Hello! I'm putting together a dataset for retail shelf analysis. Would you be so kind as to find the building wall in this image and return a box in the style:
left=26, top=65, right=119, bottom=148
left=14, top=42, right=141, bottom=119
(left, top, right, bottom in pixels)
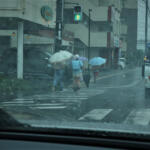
left=137, top=0, right=150, bottom=52
left=0, top=30, right=54, bottom=48
left=121, top=24, right=128, bottom=34
left=137, top=0, right=146, bottom=51
left=90, top=49, right=99, bottom=58
left=124, top=0, right=137, bottom=9
left=121, top=41, right=127, bottom=52
left=65, top=0, right=109, bottom=21
left=122, top=8, right=137, bottom=63
left=65, top=24, right=108, bottom=47
left=0, top=0, right=56, bottom=28
left=120, top=23, right=127, bottom=54
left=64, top=0, right=121, bottom=65
left=91, top=7, right=108, bottom=21
left=98, top=0, right=122, bottom=11
left=90, top=0, right=99, bottom=6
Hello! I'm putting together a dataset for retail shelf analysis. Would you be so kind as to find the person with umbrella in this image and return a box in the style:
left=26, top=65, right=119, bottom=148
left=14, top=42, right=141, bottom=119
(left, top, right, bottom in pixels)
left=72, top=54, right=83, bottom=92
left=52, top=62, right=65, bottom=91
left=89, top=57, right=106, bottom=83
left=79, top=56, right=88, bottom=82
left=91, top=66, right=99, bottom=83
left=50, top=50, right=73, bottom=91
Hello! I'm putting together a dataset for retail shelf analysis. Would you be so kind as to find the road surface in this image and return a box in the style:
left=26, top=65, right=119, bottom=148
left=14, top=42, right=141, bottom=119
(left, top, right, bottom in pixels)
left=1, top=67, right=150, bottom=129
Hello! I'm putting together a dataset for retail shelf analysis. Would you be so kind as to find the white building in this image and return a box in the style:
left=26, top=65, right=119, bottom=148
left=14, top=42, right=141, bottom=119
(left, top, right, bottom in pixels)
left=0, top=0, right=57, bottom=79
left=137, top=0, right=150, bottom=52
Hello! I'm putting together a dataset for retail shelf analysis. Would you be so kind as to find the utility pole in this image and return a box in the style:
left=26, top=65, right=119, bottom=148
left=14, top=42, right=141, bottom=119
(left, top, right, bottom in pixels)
left=145, top=0, right=148, bottom=54
left=55, top=0, right=64, bottom=52
left=142, top=0, right=148, bottom=78
left=88, top=9, right=92, bottom=70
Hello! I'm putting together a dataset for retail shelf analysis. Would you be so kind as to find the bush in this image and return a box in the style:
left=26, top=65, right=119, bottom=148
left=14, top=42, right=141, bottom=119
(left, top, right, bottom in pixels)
left=0, top=75, right=32, bottom=94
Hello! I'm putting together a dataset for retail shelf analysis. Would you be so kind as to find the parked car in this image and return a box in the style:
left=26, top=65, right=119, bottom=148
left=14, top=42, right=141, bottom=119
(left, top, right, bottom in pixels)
left=0, top=47, right=54, bottom=78
left=118, top=58, right=126, bottom=69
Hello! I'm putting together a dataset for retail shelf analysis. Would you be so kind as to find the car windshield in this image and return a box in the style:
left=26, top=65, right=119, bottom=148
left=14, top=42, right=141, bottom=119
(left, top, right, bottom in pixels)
left=1, top=0, right=150, bottom=137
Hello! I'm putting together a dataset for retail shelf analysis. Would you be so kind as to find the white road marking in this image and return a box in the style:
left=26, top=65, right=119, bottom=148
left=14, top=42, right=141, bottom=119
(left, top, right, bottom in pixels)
left=32, top=89, right=104, bottom=100
left=79, top=109, right=112, bottom=121
left=31, top=106, right=67, bottom=109
left=35, top=97, right=87, bottom=100
left=100, top=80, right=141, bottom=89
left=2, top=101, right=33, bottom=104
left=97, top=68, right=136, bottom=81
left=15, top=98, right=33, bottom=101
left=34, top=103, right=64, bottom=106
left=124, top=109, right=150, bottom=126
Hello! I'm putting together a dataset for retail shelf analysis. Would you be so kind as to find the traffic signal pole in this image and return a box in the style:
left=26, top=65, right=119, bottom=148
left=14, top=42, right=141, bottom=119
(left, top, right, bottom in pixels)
left=142, top=0, right=148, bottom=78
left=145, top=0, right=148, bottom=54
left=55, top=0, right=64, bottom=52
left=55, top=1, right=80, bottom=53
left=88, top=9, right=92, bottom=70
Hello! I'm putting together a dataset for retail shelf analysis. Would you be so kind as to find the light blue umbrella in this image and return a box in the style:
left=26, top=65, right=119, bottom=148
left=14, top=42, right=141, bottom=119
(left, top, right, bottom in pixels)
left=89, top=57, right=106, bottom=66
left=79, top=56, right=88, bottom=61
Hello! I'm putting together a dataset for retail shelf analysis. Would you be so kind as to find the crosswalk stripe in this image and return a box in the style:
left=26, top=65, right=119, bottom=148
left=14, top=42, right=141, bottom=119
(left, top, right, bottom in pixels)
left=124, top=109, right=150, bottom=126
left=0, top=88, right=104, bottom=109
left=35, top=96, right=87, bottom=98
left=79, top=109, right=112, bottom=121
left=34, top=103, right=64, bottom=106
left=15, top=98, right=33, bottom=101
left=31, top=106, right=67, bottom=109
left=2, top=101, right=33, bottom=104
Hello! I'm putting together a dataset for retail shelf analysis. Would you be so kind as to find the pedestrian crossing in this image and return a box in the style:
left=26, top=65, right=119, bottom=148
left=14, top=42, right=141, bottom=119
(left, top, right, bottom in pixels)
left=79, top=108, right=150, bottom=126
left=0, top=87, right=104, bottom=110
left=4, top=87, right=150, bottom=126
left=2, top=98, right=150, bottom=126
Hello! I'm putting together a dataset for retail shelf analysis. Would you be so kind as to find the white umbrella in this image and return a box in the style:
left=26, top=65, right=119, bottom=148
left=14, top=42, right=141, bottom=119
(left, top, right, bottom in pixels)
left=60, top=50, right=72, bottom=59
left=50, top=50, right=72, bottom=63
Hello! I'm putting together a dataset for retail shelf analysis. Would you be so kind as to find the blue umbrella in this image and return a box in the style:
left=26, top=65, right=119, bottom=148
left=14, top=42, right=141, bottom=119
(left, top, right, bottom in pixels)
left=89, top=57, right=106, bottom=66
left=79, top=56, right=88, bottom=62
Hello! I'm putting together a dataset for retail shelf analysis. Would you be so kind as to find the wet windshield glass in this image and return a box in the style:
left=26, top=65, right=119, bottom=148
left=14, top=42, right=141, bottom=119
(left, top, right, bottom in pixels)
left=0, top=0, right=150, bottom=135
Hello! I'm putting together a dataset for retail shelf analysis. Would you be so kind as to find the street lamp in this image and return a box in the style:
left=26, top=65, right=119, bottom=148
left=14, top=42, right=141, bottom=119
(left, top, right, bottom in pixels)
left=88, top=9, right=92, bottom=70
left=83, top=9, right=92, bottom=88
left=145, top=0, right=148, bottom=55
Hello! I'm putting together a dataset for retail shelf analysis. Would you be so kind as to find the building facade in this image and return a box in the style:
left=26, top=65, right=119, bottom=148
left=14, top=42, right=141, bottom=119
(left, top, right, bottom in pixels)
left=64, top=0, right=121, bottom=68
left=0, top=0, right=57, bottom=78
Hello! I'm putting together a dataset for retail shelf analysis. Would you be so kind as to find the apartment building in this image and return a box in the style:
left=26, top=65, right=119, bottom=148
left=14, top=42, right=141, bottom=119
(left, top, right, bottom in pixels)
left=120, top=0, right=138, bottom=64
left=137, top=0, right=150, bottom=54
left=64, top=0, right=121, bottom=68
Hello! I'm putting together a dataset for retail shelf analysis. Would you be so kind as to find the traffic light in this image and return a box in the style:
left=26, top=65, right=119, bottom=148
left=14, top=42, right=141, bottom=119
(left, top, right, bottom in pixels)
left=74, top=6, right=82, bottom=21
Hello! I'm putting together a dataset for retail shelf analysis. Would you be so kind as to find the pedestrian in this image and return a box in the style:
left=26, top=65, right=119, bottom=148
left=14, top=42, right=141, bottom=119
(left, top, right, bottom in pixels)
left=91, top=66, right=99, bottom=83
left=52, top=63, right=65, bottom=91
left=72, top=54, right=83, bottom=92
left=83, top=68, right=91, bottom=88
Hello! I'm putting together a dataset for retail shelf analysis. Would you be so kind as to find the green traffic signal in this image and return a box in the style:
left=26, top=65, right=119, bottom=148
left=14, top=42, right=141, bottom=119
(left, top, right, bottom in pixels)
left=74, top=14, right=81, bottom=21
left=74, top=6, right=82, bottom=22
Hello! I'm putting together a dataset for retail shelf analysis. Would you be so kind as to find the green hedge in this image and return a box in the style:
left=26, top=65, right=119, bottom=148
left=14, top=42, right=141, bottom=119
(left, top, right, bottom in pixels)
left=0, top=75, right=32, bottom=93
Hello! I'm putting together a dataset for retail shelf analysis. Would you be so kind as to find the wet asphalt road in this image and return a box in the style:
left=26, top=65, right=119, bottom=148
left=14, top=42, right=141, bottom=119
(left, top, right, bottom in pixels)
left=81, top=67, right=145, bottom=123
left=1, top=67, right=149, bottom=127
